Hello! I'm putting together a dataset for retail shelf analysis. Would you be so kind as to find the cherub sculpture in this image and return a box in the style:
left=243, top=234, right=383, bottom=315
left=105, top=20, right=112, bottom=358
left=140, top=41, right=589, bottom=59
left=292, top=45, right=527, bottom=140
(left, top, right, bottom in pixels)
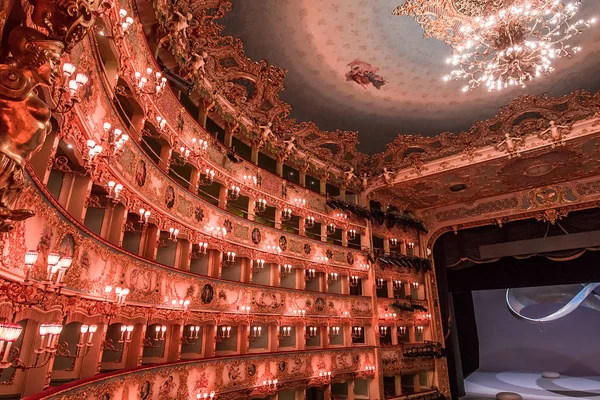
left=0, top=27, right=65, bottom=231
left=256, top=122, right=274, bottom=148
left=538, top=120, right=570, bottom=148
left=168, top=8, right=193, bottom=43
left=282, top=136, right=296, bottom=157
left=380, top=167, right=394, bottom=185
left=495, top=133, right=524, bottom=158
left=186, top=51, right=208, bottom=78
left=360, top=172, right=369, bottom=190
left=344, top=167, right=356, bottom=185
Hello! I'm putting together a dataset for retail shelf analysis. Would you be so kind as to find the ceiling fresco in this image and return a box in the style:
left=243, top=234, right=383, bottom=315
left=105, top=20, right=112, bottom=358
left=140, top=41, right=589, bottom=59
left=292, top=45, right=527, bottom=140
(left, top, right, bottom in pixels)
left=373, top=134, right=600, bottom=211
left=220, top=0, right=600, bottom=153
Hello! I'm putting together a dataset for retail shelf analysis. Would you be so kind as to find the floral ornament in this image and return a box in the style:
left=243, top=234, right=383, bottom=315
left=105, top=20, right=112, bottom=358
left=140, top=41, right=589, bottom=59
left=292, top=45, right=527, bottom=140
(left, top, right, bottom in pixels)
left=194, top=206, right=204, bottom=222
left=326, top=249, right=333, bottom=259
left=251, top=228, right=261, bottom=245
left=347, top=251, right=355, bottom=265
left=304, top=243, right=311, bottom=255
left=223, top=219, right=233, bottom=233
left=279, top=235, right=287, bottom=251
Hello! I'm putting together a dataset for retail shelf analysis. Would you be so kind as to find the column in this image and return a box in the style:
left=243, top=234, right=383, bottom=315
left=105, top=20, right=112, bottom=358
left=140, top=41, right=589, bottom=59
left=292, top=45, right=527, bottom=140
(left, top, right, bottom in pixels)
left=141, top=225, right=159, bottom=261
left=395, top=376, right=403, bottom=396
left=218, top=185, right=228, bottom=209
left=125, top=324, right=146, bottom=369
left=274, top=207, right=282, bottom=229
left=79, top=323, right=105, bottom=378
left=30, top=131, right=59, bottom=184
left=202, top=325, right=214, bottom=358
left=240, top=325, right=249, bottom=355
left=320, top=223, right=327, bottom=242
left=324, top=324, right=330, bottom=349
left=383, top=238, right=390, bottom=255
left=342, top=230, right=348, bottom=247
left=247, top=197, right=255, bottom=221
left=175, top=240, right=191, bottom=271
left=158, top=143, right=172, bottom=171
left=299, top=217, right=306, bottom=236
left=251, top=146, right=259, bottom=164
left=276, top=159, right=284, bottom=177
left=299, top=170, right=306, bottom=187
left=167, top=325, right=182, bottom=362
left=106, top=204, right=128, bottom=246
left=189, top=166, right=200, bottom=193
left=319, top=179, right=327, bottom=195
left=224, top=129, right=233, bottom=148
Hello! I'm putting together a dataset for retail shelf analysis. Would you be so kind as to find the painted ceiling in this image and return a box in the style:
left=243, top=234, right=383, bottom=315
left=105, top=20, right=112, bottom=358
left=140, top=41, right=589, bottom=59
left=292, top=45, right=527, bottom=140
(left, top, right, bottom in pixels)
left=220, top=0, right=600, bottom=154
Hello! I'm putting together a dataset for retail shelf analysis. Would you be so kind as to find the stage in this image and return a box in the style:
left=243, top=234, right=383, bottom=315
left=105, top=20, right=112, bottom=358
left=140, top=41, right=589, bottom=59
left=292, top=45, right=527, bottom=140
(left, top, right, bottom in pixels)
left=462, top=371, right=600, bottom=399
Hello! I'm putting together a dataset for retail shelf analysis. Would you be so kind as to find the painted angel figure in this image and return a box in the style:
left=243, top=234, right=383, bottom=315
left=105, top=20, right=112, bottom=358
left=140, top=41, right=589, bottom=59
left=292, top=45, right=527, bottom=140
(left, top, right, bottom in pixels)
left=380, top=168, right=394, bottom=185
left=344, top=167, right=356, bottom=184
left=345, top=60, right=386, bottom=90
left=538, top=120, right=570, bottom=148
left=257, top=122, right=275, bottom=148
left=495, top=133, right=524, bottom=159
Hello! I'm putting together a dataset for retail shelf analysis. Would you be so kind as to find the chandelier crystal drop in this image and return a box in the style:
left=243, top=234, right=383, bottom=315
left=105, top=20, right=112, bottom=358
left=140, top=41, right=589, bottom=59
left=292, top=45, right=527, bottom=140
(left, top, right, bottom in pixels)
left=442, top=0, right=596, bottom=92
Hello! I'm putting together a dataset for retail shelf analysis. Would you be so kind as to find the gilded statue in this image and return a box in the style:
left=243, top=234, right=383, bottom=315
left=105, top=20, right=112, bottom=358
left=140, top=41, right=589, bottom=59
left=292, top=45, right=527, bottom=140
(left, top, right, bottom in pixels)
left=0, top=27, right=65, bottom=231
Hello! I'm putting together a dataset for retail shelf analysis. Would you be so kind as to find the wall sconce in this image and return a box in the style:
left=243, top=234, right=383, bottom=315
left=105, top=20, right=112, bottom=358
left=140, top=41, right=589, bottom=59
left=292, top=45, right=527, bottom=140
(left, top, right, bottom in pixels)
left=397, top=326, right=407, bottom=336
left=306, top=326, right=318, bottom=338
left=379, top=326, right=388, bottom=336
left=106, top=181, right=123, bottom=202
left=292, top=198, right=306, bottom=207
left=175, top=145, right=192, bottom=165
left=23, top=250, right=39, bottom=282
left=75, top=324, right=98, bottom=356
left=170, top=299, right=191, bottom=310
left=252, top=259, right=265, bottom=272
left=304, top=269, right=316, bottom=280
left=281, top=207, right=292, bottom=221
left=348, top=229, right=357, bottom=240
left=393, top=280, right=403, bottom=289
left=291, top=309, right=306, bottom=318
left=104, top=323, right=134, bottom=354
left=349, top=276, right=359, bottom=287
left=207, top=225, right=227, bottom=238
left=390, top=237, right=398, bottom=247
left=52, top=63, right=88, bottom=113
left=183, top=325, right=201, bottom=344
left=254, top=198, right=267, bottom=213
left=222, top=251, right=236, bottom=268
left=411, top=282, right=419, bottom=290
left=266, top=245, right=281, bottom=254
left=335, top=213, right=347, bottom=220
left=407, top=241, right=415, bottom=250
left=249, top=326, right=262, bottom=341
left=85, top=139, right=103, bottom=165
left=103, top=122, right=129, bottom=154
left=191, top=137, right=208, bottom=153
left=201, top=169, right=215, bottom=186
left=134, top=67, right=167, bottom=95
left=316, top=256, right=328, bottom=264
left=359, top=263, right=369, bottom=271
left=351, top=326, right=363, bottom=339
left=192, top=242, right=209, bottom=259
left=383, top=312, right=397, bottom=320
left=104, top=286, right=129, bottom=305
left=364, top=365, right=376, bottom=373
left=168, top=227, right=179, bottom=242
left=227, top=185, right=240, bottom=201
left=416, top=326, right=424, bottom=334
left=239, top=305, right=251, bottom=315
left=154, top=325, right=167, bottom=341
left=376, top=278, right=385, bottom=289
left=196, top=391, right=215, bottom=399
left=138, top=208, right=151, bottom=225
left=0, top=323, right=22, bottom=368
left=216, top=326, right=231, bottom=342
left=46, top=254, right=72, bottom=287
left=304, top=216, right=315, bottom=228
left=243, top=174, right=257, bottom=186
left=279, top=326, right=291, bottom=338
left=318, top=371, right=332, bottom=380
left=326, top=223, right=336, bottom=235
left=262, top=378, right=278, bottom=390
left=280, top=264, right=292, bottom=277
left=328, top=326, right=340, bottom=338
left=327, top=272, right=338, bottom=283
left=98, top=8, right=133, bottom=39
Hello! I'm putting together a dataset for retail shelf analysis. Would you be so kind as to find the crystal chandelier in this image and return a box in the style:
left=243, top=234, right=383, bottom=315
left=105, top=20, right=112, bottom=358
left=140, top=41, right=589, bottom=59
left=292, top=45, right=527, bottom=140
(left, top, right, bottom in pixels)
left=442, top=1, right=596, bottom=92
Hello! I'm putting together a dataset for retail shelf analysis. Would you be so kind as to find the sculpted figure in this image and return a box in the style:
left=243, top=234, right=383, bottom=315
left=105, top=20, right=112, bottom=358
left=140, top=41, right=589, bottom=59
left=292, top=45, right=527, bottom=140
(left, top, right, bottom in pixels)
left=344, top=167, right=356, bottom=184
left=380, top=167, right=394, bottom=185
left=360, top=172, right=369, bottom=190
left=282, top=135, right=296, bottom=157
left=0, top=27, right=65, bottom=231
left=538, top=120, right=570, bottom=148
left=169, top=9, right=193, bottom=42
left=187, top=51, right=208, bottom=78
left=495, top=133, right=524, bottom=158
left=256, top=122, right=274, bottom=148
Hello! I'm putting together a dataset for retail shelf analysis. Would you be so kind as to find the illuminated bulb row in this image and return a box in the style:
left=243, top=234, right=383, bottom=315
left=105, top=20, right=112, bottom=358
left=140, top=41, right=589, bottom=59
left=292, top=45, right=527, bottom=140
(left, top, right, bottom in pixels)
left=171, top=299, right=191, bottom=310
left=138, top=208, right=151, bottom=224
left=154, top=325, right=167, bottom=340
left=119, top=324, right=134, bottom=342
